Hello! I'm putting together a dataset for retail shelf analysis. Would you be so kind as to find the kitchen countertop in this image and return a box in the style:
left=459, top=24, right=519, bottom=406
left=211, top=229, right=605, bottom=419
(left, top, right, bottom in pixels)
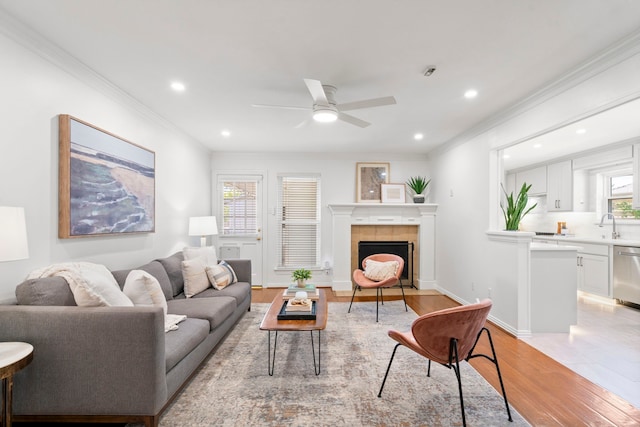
left=532, top=235, right=640, bottom=247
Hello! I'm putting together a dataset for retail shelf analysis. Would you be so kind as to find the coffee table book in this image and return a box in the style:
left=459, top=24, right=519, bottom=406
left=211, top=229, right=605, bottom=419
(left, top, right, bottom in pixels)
left=282, top=289, right=319, bottom=300
left=277, top=300, right=317, bottom=320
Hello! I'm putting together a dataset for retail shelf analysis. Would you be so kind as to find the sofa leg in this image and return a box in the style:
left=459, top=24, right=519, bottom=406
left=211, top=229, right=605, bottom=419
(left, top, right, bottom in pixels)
left=143, top=415, right=159, bottom=427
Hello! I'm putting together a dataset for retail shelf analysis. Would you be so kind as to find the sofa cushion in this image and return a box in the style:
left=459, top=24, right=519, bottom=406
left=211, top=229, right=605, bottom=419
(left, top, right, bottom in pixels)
left=167, top=296, right=236, bottom=331
left=205, top=261, right=237, bottom=290
left=182, top=258, right=211, bottom=298
left=192, top=282, right=251, bottom=306
left=183, top=246, right=217, bottom=265
left=15, top=276, right=77, bottom=306
left=156, top=252, right=185, bottom=297
left=112, top=260, right=174, bottom=301
left=164, top=317, right=210, bottom=373
left=123, top=270, right=168, bottom=316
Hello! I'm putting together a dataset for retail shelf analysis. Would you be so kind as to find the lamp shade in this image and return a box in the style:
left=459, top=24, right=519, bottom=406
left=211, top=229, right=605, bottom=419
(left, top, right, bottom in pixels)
left=188, top=216, right=218, bottom=237
left=0, top=206, right=29, bottom=262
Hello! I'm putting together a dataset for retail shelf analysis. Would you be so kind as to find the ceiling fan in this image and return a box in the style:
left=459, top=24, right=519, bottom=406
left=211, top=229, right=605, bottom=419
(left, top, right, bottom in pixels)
left=252, top=79, right=396, bottom=128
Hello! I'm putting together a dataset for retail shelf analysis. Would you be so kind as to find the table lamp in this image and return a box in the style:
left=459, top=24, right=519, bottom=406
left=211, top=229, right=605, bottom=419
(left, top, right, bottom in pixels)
left=0, top=206, right=29, bottom=262
left=188, top=216, right=218, bottom=247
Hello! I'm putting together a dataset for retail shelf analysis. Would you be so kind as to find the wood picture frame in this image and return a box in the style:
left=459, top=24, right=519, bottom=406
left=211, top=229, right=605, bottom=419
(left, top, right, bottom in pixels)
left=58, top=115, right=155, bottom=238
left=356, top=162, right=390, bottom=203
left=381, top=183, right=406, bottom=203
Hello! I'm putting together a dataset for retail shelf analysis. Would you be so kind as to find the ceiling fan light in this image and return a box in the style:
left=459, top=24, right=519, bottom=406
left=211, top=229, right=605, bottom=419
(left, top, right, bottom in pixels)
left=313, top=108, right=338, bottom=123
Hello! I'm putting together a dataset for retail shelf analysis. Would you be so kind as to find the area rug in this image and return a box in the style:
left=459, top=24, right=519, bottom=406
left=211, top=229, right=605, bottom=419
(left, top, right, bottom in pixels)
left=141, top=302, right=528, bottom=426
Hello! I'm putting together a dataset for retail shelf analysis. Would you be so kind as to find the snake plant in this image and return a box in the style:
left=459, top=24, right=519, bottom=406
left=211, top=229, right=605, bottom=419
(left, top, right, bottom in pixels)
left=406, top=176, right=431, bottom=194
left=501, top=182, right=537, bottom=230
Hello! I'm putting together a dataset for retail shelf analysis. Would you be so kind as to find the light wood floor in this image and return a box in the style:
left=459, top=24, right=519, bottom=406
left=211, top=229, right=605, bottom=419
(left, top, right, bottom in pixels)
left=252, top=288, right=640, bottom=426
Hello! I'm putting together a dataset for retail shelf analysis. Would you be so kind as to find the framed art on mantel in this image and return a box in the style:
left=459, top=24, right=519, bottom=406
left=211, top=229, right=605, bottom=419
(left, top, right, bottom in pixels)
left=381, top=183, right=406, bottom=203
left=58, top=115, right=156, bottom=238
left=356, top=162, right=390, bottom=202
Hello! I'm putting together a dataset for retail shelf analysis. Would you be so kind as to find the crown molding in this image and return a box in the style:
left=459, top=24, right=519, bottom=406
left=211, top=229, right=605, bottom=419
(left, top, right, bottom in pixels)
left=432, top=28, right=640, bottom=157
left=0, top=7, right=199, bottom=143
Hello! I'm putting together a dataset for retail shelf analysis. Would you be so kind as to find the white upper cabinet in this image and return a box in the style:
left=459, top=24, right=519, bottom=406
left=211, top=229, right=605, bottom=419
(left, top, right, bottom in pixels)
left=515, top=166, right=547, bottom=196
left=547, top=160, right=573, bottom=211
left=634, top=143, right=639, bottom=209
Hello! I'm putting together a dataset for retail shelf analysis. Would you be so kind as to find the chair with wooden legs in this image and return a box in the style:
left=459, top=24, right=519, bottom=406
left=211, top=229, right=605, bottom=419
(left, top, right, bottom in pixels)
left=348, top=253, right=406, bottom=322
left=377, top=298, right=512, bottom=427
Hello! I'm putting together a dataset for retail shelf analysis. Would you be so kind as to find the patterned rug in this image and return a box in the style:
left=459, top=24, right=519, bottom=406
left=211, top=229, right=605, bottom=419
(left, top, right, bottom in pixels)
left=142, top=301, right=528, bottom=426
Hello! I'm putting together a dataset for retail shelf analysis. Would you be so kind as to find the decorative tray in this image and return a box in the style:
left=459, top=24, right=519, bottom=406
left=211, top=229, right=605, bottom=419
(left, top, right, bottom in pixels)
left=277, top=300, right=317, bottom=320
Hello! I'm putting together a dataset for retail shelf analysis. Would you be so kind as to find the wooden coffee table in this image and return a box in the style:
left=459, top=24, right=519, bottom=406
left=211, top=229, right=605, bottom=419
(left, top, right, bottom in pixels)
left=259, top=289, right=328, bottom=375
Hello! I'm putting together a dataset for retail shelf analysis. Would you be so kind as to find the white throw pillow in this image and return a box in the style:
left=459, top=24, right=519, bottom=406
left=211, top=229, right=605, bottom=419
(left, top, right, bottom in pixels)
left=205, top=261, right=238, bottom=290
left=182, top=258, right=211, bottom=297
left=183, top=246, right=217, bottom=265
left=123, top=270, right=168, bottom=316
left=71, top=263, right=134, bottom=307
left=364, top=260, right=399, bottom=281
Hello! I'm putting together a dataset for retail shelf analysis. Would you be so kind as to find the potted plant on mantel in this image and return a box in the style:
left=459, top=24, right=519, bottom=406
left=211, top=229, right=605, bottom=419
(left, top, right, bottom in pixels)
left=501, top=182, right=538, bottom=230
left=406, top=176, right=431, bottom=203
left=292, top=268, right=312, bottom=288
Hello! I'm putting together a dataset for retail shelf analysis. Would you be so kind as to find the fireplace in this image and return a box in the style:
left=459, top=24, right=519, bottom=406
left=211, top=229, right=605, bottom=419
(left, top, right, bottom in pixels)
left=328, top=203, right=437, bottom=292
left=357, top=241, right=413, bottom=283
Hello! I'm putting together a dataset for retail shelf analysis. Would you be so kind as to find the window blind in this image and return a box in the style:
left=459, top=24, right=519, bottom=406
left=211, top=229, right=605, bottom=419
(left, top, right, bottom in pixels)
left=277, top=175, right=320, bottom=267
left=222, top=180, right=258, bottom=235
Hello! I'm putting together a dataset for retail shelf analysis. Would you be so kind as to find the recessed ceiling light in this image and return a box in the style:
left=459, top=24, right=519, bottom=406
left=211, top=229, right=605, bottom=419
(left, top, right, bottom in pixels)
left=414, top=133, right=424, bottom=140
left=464, top=89, right=478, bottom=99
left=171, top=81, right=186, bottom=92
left=533, top=143, right=542, bottom=148
left=221, top=129, right=231, bottom=137
left=503, top=154, right=511, bottom=159
left=576, top=128, right=586, bottom=134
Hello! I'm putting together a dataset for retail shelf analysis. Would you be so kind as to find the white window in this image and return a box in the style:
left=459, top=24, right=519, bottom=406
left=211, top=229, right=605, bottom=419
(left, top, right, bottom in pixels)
left=277, top=175, right=321, bottom=268
left=221, top=180, right=258, bottom=235
left=607, top=173, right=639, bottom=219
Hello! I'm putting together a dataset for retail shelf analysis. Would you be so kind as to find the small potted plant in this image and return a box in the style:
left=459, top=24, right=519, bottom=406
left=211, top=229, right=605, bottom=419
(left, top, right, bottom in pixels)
left=292, top=268, right=312, bottom=288
left=501, top=182, right=537, bottom=230
left=406, top=176, right=431, bottom=203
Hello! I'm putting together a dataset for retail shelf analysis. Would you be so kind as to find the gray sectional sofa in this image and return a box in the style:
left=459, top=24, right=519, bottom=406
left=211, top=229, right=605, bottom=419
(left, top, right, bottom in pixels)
left=0, top=251, right=251, bottom=427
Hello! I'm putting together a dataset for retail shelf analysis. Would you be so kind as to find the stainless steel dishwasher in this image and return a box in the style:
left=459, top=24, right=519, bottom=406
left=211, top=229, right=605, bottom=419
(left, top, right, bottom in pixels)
left=613, top=246, right=640, bottom=306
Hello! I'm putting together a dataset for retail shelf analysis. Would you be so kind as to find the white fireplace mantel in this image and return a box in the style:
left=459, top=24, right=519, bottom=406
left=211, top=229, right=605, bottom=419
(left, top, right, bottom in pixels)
left=328, top=203, right=438, bottom=292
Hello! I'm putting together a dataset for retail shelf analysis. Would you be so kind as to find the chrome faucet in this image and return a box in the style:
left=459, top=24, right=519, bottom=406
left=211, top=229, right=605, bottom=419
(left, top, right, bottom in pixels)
left=599, top=213, right=619, bottom=239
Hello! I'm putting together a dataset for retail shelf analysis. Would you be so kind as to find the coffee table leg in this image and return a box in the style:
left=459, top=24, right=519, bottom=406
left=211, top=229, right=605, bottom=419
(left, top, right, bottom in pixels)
left=310, top=330, right=321, bottom=375
left=268, top=331, right=278, bottom=376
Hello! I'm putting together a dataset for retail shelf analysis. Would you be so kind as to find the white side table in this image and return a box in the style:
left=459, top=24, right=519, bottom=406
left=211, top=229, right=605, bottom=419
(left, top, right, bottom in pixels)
left=0, top=342, right=33, bottom=427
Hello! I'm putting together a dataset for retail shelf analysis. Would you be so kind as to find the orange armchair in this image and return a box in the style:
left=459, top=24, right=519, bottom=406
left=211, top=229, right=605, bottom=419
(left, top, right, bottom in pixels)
left=377, top=299, right=512, bottom=426
left=348, top=253, right=407, bottom=322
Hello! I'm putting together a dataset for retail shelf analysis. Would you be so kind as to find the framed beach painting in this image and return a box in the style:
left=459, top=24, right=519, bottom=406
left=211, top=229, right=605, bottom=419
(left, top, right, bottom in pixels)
left=356, top=162, right=390, bottom=202
left=58, top=115, right=155, bottom=238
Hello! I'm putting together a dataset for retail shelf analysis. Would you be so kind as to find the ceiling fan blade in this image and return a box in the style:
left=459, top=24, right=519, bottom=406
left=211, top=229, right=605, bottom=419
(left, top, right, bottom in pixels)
left=303, top=79, right=329, bottom=105
left=337, top=96, right=397, bottom=111
left=251, top=103, right=309, bottom=111
left=338, top=112, right=371, bottom=128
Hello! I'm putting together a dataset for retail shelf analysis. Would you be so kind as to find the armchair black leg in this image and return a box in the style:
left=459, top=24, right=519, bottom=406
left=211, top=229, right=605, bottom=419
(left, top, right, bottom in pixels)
left=347, top=285, right=360, bottom=313
left=467, top=327, right=513, bottom=422
left=399, top=279, right=408, bottom=312
left=378, top=343, right=401, bottom=397
left=450, top=338, right=467, bottom=427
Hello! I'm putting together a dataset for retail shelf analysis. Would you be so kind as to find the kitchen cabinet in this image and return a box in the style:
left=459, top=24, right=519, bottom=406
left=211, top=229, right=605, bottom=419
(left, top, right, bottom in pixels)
left=547, top=160, right=573, bottom=211
left=634, top=143, right=639, bottom=209
left=578, top=252, right=610, bottom=297
left=515, top=166, right=546, bottom=196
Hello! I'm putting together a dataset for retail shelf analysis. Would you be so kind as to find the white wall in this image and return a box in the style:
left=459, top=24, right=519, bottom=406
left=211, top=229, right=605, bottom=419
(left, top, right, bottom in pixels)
left=429, top=33, right=640, bottom=332
left=210, top=151, right=430, bottom=287
left=0, top=32, right=211, bottom=301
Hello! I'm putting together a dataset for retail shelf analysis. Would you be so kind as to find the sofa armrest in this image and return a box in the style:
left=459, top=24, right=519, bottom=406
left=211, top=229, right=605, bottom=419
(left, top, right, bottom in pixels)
left=223, top=259, right=252, bottom=285
left=0, top=305, right=167, bottom=416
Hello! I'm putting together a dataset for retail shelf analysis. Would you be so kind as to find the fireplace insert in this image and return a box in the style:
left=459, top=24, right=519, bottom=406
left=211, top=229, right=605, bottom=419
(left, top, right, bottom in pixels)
left=357, top=240, right=414, bottom=285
